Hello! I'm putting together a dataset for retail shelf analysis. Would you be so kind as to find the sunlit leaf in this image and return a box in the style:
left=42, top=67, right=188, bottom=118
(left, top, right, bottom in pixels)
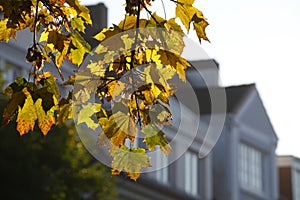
left=93, top=25, right=122, bottom=42
left=149, top=12, right=165, bottom=26
left=110, top=111, right=136, bottom=138
left=118, top=15, right=136, bottom=30
left=193, top=20, right=210, bottom=43
left=71, top=17, right=86, bottom=32
left=141, top=124, right=171, bottom=155
left=39, top=30, right=49, bottom=43
left=0, top=19, right=17, bottom=42
left=175, top=1, right=197, bottom=31
left=157, top=50, right=190, bottom=81
left=77, top=103, right=102, bottom=130
left=164, top=18, right=183, bottom=33
left=111, top=145, right=151, bottom=181
left=35, top=98, right=57, bottom=136
left=16, top=88, right=37, bottom=136
left=70, top=32, right=91, bottom=65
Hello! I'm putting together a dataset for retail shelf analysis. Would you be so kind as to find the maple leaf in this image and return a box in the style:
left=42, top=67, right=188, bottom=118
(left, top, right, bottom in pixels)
left=164, top=18, right=183, bottom=33
left=149, top=12, right=166, bottom=26
left=110, top=108, right=136, bottom=136
left=77, top=103, right=102, bottom=130
left=176, top=1, right=197, bottom=31
left=1, top=91, right=26, bottom=127
left=111, top=145, right=151, bottom=181
left=118, top=15, right=137, bottom=30
left=193, top=20, right=210, bottom=43
left=58, top=100, right=73, bottom=123
left=3, top=76, right=28, bottom=94
left=0, top=19, right=17, bottom=42
left=71, top=16, right=86, bottom=32
left=16, top=88, right=37, bottom=136
left=39, top=74, right=60, bottom=96
left=141, top=124, right=171, bottom=155
left=35, top=98, right=57, bottom=136
left=65, top=0, right=92, bottom=24
left=70, top=32, right=91, bottom=65
left=47, top=31, right=69, bottom=52
left=93, top=25, right=122, bottom=42
left=157, top=50, right=190, bottom=81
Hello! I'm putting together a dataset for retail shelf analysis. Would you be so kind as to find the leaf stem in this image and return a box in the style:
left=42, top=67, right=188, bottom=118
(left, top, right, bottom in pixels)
left=134, top=93, right=142, bottom=129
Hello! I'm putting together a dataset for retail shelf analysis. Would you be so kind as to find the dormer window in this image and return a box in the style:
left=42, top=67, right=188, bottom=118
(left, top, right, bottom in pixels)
left=295, top=169, right=300, bottom=200
left=239, top=143, right=263, bottom=193
left=147, top=146, right=169, bottom=184
left=184, top=151, right=199, bottom=196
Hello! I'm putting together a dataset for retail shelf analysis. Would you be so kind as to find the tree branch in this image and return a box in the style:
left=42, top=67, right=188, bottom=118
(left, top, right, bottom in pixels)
left=33, top=0, right=40, bottom=48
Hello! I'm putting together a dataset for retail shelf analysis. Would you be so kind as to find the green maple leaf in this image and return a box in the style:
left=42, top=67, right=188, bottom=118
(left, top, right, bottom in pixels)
left=58, top=100, right=73, bottom=123
left=141, top=124, right=171, bottom=155
left=1, top=91, right=26, bottom=127
left=111, top=145, right=151, bottom=181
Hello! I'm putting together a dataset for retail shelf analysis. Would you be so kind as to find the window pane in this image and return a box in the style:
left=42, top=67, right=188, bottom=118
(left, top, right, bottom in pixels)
left=0, top=58, right=22, bottom=89
left=239, top=143, right=263, bottom=192
left=296, top=170, right=300, bottom=200
left=147, top=146, right=169, bottom=184
left=184, top=151, right=199, bottom=196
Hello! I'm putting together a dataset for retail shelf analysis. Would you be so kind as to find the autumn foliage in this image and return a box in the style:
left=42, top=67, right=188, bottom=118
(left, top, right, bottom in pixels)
left=0, top=0, right=209, bottom=180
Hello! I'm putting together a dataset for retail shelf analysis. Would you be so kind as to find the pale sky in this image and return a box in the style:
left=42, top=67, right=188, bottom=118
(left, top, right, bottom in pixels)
left=82, top=0, right=300, bottom=158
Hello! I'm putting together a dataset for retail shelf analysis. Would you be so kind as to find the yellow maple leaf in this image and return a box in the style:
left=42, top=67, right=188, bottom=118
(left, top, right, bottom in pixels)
left=141, top=124, right=171, bottom=155
left=193, top=20, right=210, bottom=43
left=0, top=19, right=17, bottom=42
left=16, top=88, right=37, bottom=136
left=77, top=103, right=102, bottom=130
left=35, top=98, right=57, bottom=136
left=111, top=146, right=151, bottom=181
left=176, top=4, right=197, bottom=31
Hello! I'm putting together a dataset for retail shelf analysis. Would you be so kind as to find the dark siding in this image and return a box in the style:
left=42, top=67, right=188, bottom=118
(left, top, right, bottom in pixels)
left=279, top=167, right=293, bottom=200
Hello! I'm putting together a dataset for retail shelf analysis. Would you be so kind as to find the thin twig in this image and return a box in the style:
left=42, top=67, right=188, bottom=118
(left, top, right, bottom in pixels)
left=129, top=0, right=141, bottom=70
left=33, top=0, right=40, bottom=48
left=140, top=2, right=163, bottom=28
left=134, top=94, right=142, bottom=129
left=169, top=0, right=184, bottom=5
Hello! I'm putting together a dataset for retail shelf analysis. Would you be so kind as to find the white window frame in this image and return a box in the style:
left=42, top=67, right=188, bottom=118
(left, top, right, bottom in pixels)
left=295, top=169, right=300, bottom=200
left=239, top=143, right=263, bottom=193
left=147, top=146, right=169, bottom=184
left=0, top=58, right=25, bottom=89
left=184, top=151, right=199, bottom=196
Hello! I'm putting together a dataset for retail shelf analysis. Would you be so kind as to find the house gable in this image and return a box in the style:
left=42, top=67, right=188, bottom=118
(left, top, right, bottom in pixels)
left=234, top=85, right=278, bottom=143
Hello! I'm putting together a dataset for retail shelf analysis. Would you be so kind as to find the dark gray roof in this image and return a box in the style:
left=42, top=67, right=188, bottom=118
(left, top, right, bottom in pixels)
left=178, top=84, right=256, bottom=114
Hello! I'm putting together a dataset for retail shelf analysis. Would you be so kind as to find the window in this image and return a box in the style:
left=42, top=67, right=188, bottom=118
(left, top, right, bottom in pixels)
left=147, top=146, right=169, bottom=184
left=184, top=151, right=199, bottom=196
left=295, top=169, right=300, bottom=200
left=0, top=58, right=23, bottom=89
left=239, top=143, right=263, bottom=192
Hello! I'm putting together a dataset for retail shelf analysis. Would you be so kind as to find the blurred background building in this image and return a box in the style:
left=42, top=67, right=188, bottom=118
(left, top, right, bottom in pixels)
left=0, top=2, right=298, bottom=200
